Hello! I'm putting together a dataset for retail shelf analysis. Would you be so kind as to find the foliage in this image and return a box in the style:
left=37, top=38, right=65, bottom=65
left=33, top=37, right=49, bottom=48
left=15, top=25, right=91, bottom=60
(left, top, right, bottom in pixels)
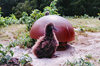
left=0, top=44, right=14, bottom=64
left=0, top=0, right=25, bottom=17
left=0, top=0, right=18, bottom=16
left=43, top=0, right=59, bottom=15
left=28, top=9, right=44, bottom=30
left=12, top=1, right=33, bottom=18
left=8, top=32, right=35, bottom=48
left=5, top=14, right=19, bottom=25
left=0, top=14, right=18, bottom=27
left=0, top=44, right=32, bottom=65
left=56, top=0, right=100, bottom=16
left=0, top=16, right=6, bottom=27
left=97, top=13, right=100, bottom=18
left=73, top=14, right=91, bottom=19
left=64, top=58, right=94, bottom=66
left=18, top=12, right=34, bottom=30
left=19, top=54, right=32, bottom=66
left=12, top=0, right=52, bottom=18
left=68, top=18, right=100, bottom=32
left=0, top=0, right=100, bottom=16
left=30, top=9, right=44, bottom=21
left=0, top=7, right=1, bottom=12
left=99, top=59, right=100, bottom=64
left=85, top=54, right=93, bottom=59
left=79, top=26, right=99, bottom=32
left=18, top=0, right=59, bottom=30
left=1, top=0, right=58, bottom=18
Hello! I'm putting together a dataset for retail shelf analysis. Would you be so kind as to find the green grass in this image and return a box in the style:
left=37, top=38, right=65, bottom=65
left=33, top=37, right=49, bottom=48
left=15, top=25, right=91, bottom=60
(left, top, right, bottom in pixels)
left=63, top=54, right=100, bottom=66
left=0, top=24, right=35, bottom=48
left=85, top=54, right=93, bottom=59
left=64, top=58, right=94, bottom=66
left=0, top=24, right=26, bottom=40
left=68, top=18, right=100, bottom=32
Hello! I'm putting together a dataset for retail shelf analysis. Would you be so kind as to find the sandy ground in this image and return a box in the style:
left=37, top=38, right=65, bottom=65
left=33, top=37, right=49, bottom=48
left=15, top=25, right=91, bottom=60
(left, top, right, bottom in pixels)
left=0, top=25, right=100, bottom=66
left=8, top=32, right=100, bottom=66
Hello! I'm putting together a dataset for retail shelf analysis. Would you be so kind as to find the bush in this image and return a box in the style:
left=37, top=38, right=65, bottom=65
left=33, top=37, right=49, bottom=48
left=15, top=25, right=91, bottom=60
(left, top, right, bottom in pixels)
left=8, top=32, right=35, bottom=48
left=5, top=14, right=19, bottom=25
left=43, top=0, right=59, bottom=15
left=0, top=44, right=32, bottom=65
left=64, top=58, right=94, bottom=66
left=0, top=44, right=14, bottom=65
left=97, top=13, right=100, bottom=18
left=0, top=14, right=18, bottom=27
left=19, top=54, right=32, bottom=66
left=0, top=17, right=6, bottom=27
left=18, top=0, right=59, bottom=31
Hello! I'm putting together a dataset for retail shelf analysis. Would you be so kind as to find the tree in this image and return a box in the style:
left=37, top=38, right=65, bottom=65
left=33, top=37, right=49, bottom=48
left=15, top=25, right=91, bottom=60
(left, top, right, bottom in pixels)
left=0, top=0, right=100, bottom=17
left=0, top=0, right=25, bottom=16
left=0, top=0, right=18, bottom=16
left=12, top=1, right=32, bottom=18
left=12, top=0, right=52, bottom=18
left=56, top=0, right=100, bottom=16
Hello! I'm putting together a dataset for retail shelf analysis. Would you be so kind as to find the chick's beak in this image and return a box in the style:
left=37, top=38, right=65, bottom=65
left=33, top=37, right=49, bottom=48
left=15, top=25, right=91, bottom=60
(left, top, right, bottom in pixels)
left=53, top=27, right=57, bottom=31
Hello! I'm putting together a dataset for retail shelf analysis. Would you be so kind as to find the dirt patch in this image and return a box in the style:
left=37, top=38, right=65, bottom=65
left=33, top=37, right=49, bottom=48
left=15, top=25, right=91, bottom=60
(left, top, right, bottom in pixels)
left=0, top=24, right=26, bottom=46
left=10, top=32, right=100, bottom=66
left=0, top=25, right=100, bottom=66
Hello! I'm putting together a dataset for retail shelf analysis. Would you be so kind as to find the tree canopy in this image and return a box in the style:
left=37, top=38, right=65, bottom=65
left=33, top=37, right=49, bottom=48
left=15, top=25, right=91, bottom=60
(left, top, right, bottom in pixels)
left=0, top=0, right=100, bottom=17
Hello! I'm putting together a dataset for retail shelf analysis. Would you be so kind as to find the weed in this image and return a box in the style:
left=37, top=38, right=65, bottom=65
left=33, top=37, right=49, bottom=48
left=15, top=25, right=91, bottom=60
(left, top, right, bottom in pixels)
left=98, top=59, right=100, bottom=64
left=8, top=32, right=36, bottom=48
left=65, top=58, right=94, bottom=66
left=0, top=44, right=14, bottom=65
left=22, top=0, right=59, bottom=30
left=19, top=54, right=32, bottom=66
left=68, top=18, right=100, bottom=32
left=85, top=54, right=93, bottom=59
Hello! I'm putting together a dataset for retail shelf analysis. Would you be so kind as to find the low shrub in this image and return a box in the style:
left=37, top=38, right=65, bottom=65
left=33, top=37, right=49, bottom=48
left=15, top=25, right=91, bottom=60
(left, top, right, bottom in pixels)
left=64, top=58, right=94, bottom=66
left=8, top=32, right=36, bottom=48
left=0, top=44, right=14, bottom=65
left=19, top=54, right=32, bottom=66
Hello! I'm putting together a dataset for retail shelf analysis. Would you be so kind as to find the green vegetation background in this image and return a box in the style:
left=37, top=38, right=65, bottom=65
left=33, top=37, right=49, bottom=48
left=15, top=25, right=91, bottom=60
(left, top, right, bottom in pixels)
left=0, top=0, right=100, bottom=65
left=0, top=0, right=100, bottom=18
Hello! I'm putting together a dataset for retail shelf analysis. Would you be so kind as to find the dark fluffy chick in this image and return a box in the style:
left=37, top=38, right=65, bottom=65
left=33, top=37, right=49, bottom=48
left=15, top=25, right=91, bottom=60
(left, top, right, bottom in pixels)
left=32, top=23, right=59, bottom=58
